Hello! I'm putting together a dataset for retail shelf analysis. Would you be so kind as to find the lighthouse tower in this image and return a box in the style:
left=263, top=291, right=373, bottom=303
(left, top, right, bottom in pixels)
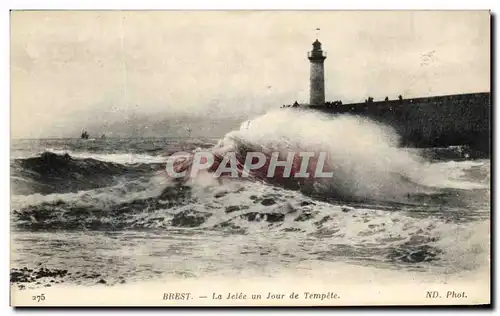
left=308, top=39, right=327, bottom=106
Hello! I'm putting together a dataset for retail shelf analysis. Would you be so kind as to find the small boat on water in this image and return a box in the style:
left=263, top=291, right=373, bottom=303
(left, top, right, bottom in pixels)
left=81, top=130, right=89, bottom=140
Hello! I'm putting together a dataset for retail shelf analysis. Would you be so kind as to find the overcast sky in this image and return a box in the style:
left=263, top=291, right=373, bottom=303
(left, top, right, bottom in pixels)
left=11, top=11, right=490, bottom=138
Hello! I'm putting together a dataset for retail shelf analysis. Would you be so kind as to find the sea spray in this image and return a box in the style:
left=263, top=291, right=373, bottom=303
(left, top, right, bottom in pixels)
left=10, top=128, right=491, bottom=290
left=169, top=109, right=479, bottom=202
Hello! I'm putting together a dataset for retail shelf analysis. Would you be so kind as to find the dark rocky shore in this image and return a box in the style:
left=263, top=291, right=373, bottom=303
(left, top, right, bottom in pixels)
left=10, top=266, right=125, bottom=290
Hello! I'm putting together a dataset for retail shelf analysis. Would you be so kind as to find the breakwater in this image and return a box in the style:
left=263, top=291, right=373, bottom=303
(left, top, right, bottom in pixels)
left=305, top=92, right=491, bottom=154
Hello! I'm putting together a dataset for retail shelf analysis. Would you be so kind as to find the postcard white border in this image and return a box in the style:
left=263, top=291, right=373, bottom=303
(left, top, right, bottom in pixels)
left=3, top=0, right=498, bottom=315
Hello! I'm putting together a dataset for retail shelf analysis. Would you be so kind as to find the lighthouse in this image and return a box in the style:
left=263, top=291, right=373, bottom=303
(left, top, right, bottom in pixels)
left=308, top=39, right=327, bottom=106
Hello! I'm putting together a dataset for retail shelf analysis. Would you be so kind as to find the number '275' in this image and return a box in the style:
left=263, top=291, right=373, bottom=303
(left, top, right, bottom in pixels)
left=32, top=294, right=45, bottom=302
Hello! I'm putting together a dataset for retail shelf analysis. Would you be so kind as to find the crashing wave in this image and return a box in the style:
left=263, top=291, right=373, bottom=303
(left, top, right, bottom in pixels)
left=10, top=151, right=164, bottom=195
left=167, top=110, right=486, bottom=202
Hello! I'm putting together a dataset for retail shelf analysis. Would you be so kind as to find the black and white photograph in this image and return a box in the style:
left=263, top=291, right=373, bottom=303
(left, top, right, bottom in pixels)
left=9, top=10, right=491, bottom=306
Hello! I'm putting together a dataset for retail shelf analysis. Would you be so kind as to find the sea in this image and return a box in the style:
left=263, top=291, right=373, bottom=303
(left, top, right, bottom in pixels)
left=10, top=110, right=491, bottom=296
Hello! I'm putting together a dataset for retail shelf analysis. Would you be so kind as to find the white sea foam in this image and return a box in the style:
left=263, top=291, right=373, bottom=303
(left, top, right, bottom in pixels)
left=45, top=150, right=169, bottom=164
left=10, top=112, right=490, bottom=291
left=207, top=109, right=489, bottom=201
